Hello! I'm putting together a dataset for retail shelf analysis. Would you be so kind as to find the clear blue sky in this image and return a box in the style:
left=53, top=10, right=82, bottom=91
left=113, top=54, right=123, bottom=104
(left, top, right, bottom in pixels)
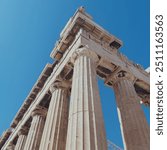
left=0, top=0, right=149, bottom=148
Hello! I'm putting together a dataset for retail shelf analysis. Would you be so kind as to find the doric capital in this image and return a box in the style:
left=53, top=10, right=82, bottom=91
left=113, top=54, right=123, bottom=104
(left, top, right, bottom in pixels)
left=18, top=126, right=29, bottom=136
left=7, top=142, right=15, bottom=150
left=50, top=80, right=70, bottom=93
left=31, top=106, right=47, bottom=118
left=71, top=45, right=99, bottom=64
left=110, top=70, right=135, bottom=85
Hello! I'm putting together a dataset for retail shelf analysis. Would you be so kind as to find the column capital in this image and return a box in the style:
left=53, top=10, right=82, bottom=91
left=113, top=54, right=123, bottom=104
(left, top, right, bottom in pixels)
left=25, top=106, right=46, bottom=150
left=7, top=142, right=15, bottom=150
left=50, top=80, right=70, bottom=93
left=71, top=45, right=99, bottom=63
left=66, top=45, right=107, bottom=149
left=110, top=70, right=135, bottom=85
left=18, top=126, right=29, bottom=136
left=31, top=106, right=47, bottom=118
left=112, top=72, right=150, bottom=150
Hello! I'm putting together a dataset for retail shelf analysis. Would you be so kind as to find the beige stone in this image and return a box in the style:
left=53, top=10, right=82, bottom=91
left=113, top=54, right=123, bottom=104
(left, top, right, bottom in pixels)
left=0, top=8, right=150, bottom=150
left=39, top=81, right=70, bottom=150
left=112, top=71, right=149, bottom=150
left=24, top=107, right=47, bottom=150
left=14, top=126, right=28, bottom=150
left=66, top=47, right=107, bottom=150
left=6, top=142, right=15, bottom=150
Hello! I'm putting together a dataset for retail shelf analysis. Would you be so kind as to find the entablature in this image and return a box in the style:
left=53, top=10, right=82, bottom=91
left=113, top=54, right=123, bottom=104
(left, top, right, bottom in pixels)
left=10, top=64, right=53, bottom=128
left=50, top=7, right=122, bottom=60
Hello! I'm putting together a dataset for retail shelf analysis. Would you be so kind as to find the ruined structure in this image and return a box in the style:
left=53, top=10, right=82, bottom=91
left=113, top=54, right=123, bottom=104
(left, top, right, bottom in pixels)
left=0, top=7, right=150, bottom=150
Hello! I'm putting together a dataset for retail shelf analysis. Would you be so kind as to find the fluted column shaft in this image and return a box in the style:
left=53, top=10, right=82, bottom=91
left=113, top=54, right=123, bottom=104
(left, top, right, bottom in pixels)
left=7, top=143, right=15, bottom=150
left=15, top=127, right=28, bottom=150
left=66, top=48, right=107, bottom=150
left=39, top=82, right=69, bottom=150
left=24, top=107, right=46, bottom=150
left=113, top=75, right=149, bottom=150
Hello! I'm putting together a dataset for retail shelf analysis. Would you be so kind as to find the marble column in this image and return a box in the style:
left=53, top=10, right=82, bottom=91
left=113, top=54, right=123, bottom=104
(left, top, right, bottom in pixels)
left=39, top=81, right=70, bottom=150
left=24, top=106, right=47, bottom=150
left=66, top=47, right=107, bottom=150
left=15, top=126, right=28, bottom=150
left=7, top=142, right=15, bottom=150
left=112, top=71, right=149, bottom=150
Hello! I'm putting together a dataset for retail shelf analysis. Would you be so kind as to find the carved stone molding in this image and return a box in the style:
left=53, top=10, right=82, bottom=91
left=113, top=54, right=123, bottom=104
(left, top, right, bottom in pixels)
left=31, top=106, right=47, bottom=118
left=6, top=142, right=15, bottom=150
left=18, top=126, right=29, bottom=136
left=50, top=80, right=71, bottom=93
left=71, top=45, right=99, bottom=64
left=110, top=70, right=136, bottom=86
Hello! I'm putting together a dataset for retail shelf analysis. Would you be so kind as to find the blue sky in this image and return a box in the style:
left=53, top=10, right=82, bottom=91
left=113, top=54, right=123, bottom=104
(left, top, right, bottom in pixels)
left=0, top=0, right=149, bottom=148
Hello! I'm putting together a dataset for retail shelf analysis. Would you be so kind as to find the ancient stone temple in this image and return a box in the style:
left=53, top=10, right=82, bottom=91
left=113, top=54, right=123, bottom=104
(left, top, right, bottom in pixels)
left=0, top=7, right=150, bottom=150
